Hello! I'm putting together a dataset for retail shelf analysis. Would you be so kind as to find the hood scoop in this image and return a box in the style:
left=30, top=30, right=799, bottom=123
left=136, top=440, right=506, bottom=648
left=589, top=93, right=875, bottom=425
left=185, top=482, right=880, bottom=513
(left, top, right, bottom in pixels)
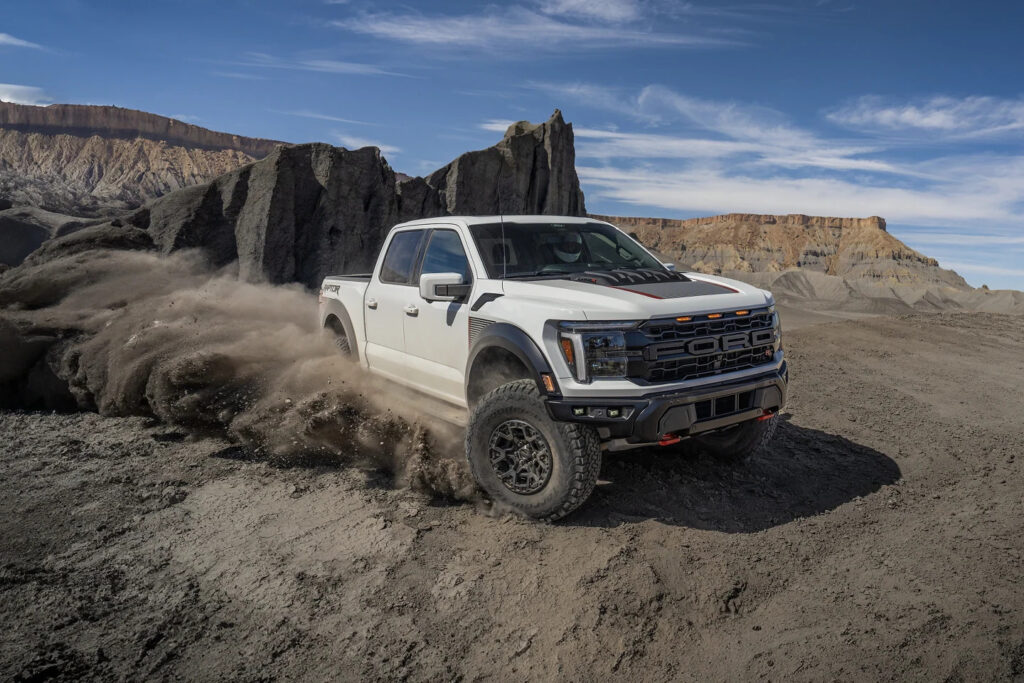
left=568, top=268, right=692, bottom=286
left=568, top=269, right=734, bottom=300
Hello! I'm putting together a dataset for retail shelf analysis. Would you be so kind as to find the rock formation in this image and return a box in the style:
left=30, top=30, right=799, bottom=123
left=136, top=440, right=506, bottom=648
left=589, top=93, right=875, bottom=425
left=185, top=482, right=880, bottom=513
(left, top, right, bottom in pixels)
left=0, top=205, right=101, bottom=266
left=0, top=102, right=284, bottom=215
left=135, top=110, right=584, bottom=287
left=418, top=113, right=585, bottom=216
left=594, top=212, right=969, bottom=290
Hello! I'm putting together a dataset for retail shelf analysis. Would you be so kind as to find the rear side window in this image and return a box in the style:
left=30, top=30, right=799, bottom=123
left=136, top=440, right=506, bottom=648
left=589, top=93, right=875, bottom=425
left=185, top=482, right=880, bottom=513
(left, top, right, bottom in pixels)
left=420, top=230, right=473, bottom=283
left=379, top=230, right=424, bottom=284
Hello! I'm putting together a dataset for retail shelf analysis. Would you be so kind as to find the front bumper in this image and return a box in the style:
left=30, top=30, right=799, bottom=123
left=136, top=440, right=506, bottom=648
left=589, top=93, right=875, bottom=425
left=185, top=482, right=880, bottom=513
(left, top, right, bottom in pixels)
left=545, top=362, right=788, bottom=443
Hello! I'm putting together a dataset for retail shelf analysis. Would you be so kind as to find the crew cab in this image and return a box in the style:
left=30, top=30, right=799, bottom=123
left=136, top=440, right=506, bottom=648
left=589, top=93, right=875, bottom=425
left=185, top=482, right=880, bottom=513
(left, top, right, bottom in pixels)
left=319, top=216, right=787, bottom=520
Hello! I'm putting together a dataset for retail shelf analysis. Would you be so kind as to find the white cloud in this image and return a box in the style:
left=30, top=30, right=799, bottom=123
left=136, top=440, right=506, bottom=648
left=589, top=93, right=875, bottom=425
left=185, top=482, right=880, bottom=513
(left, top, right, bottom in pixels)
left=0, top=32, right=42, bottom=49
left=212, top=71, right=266, bottom=80
left=0, top=83, right=52, bottom=105
left=518, top=83, right=915, bottom=174
left=828, top=95, right=1024, bottom=139
left=537, top=0, right=641, bottom=22
left=577, top=163, right=1022, bottom=228
left=278, top=109, right=375, bottom=126
left=572, top=126, right=908, bottom=173
left=233, top=52, right=410, bottom=78
left=527, top=81, right=660, bottom=122
left=637, top=84, right=825, bottom=148
left=901, top=232, right=1024, bottom=247
left=939, top=262, right=1024, bottom=278
left=480, top=119, right=516, bottom=133
left=334, top=132, right=400, bottom=156
left=332, top=8, right=735, bottom=50
left=298, top=59, right=410, bottom=77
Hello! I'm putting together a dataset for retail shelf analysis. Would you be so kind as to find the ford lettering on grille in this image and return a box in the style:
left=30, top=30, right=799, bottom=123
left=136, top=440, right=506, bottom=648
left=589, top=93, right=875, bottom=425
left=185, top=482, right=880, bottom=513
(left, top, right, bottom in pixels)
left=645, top=329, right=776, bottom=361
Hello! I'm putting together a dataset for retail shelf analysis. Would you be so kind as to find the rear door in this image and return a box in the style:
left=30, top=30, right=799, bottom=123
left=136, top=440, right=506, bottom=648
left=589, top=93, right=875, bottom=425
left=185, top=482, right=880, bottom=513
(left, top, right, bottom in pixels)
left=403, top=227, right=475, bottom=405
left=363, top=228, right=426, bottom=381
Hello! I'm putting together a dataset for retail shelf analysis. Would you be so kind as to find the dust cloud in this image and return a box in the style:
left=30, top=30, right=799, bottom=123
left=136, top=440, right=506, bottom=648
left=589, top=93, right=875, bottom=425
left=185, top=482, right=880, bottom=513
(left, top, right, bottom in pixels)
left=0, top=248, right=476, bottom=499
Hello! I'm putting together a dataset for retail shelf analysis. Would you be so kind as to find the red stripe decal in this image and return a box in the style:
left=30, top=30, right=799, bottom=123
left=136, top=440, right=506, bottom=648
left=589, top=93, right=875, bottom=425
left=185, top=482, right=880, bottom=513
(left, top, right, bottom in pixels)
left=612, top=286, right=664, bottom=299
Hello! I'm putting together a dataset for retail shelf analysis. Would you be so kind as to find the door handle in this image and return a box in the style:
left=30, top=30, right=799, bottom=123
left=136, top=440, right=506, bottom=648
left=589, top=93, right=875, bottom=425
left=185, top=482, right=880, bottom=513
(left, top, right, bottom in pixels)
left=404, top=304, right=419, bottom=317
left=366, top=298, right=378, bottom=310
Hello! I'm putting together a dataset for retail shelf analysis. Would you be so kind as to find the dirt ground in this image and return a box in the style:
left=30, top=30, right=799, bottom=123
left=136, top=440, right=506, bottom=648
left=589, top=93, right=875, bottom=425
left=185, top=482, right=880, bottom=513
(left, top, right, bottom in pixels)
left=2, top=311, right=1023, bottom=681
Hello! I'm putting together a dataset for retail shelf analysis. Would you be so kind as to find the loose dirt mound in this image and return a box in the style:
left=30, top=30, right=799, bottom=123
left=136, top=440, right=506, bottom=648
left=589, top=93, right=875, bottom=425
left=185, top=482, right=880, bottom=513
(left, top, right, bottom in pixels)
left=0, top=249, right=474, bottom=496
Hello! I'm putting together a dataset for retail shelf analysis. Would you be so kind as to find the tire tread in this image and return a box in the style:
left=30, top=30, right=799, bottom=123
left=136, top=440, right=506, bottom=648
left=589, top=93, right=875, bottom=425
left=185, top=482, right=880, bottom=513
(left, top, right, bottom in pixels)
left=465, top=380, right=600, bottom=522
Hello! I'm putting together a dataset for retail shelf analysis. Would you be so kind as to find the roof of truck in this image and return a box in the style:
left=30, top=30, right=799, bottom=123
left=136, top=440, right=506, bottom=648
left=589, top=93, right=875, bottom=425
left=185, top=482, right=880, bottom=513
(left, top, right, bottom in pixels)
left=394, top=215, right=607, bottom=229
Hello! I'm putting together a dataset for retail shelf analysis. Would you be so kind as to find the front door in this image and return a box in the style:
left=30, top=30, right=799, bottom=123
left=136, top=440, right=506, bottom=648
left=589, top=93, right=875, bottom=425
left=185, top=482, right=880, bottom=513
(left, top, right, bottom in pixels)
left=403, top=228, right=475, bottom=406
left=363, top=228, right=426, bottom=382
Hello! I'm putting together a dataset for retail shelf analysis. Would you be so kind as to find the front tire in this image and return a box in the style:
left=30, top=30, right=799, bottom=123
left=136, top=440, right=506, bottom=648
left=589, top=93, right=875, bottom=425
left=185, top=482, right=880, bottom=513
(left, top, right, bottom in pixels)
left=466, top=380, right=600, bottom=521
left=691, top=413, right=779, bottom=463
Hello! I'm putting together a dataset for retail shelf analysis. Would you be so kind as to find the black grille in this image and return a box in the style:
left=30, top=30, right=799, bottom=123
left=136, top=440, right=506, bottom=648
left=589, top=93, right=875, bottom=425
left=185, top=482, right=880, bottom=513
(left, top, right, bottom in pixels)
left=641, top=310, right=774, bottom=342
left=631, top=308, right=777, bottom=384
left=647, top=345, right=775, bottom=383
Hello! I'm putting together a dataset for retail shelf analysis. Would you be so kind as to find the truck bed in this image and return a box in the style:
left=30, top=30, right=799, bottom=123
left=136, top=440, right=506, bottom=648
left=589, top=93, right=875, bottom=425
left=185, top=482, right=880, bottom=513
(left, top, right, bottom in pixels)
left=323, top=274, right=372, bottom=282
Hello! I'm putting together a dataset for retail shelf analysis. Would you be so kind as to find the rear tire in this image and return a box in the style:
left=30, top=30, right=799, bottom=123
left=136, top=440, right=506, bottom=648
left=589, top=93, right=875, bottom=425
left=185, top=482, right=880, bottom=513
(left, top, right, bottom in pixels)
left=326, top=319, right=352, bottom=358
left=466, top=380, right=601, bottom=521
left=692, top=414, right=779, bottom=463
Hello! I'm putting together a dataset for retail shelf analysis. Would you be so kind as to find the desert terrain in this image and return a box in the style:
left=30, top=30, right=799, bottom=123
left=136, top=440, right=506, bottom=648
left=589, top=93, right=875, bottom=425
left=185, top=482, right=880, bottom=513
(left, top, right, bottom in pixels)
left=2, top=106, right=1023, bottom=681
left=3, top=307, right=1023, bottom=681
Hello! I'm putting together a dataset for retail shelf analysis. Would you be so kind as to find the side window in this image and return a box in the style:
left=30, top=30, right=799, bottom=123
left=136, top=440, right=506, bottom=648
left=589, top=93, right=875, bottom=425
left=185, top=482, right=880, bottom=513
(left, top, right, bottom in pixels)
left=420, top=230, right=473, bottom=283
left=379, top=230, right=425, bottom=284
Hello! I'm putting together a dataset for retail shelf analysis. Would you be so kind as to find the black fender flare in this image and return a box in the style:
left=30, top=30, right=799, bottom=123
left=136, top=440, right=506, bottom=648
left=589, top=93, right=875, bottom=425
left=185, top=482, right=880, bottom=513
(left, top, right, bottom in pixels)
left=465, top=322, right=560, bottom=403
left=320, top=299, right=359, bottom=362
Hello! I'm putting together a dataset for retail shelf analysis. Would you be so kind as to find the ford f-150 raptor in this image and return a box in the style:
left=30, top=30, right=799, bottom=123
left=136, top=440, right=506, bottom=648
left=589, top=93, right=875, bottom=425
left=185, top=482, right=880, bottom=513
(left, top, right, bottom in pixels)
left=318, top=216, right=787, bottom=521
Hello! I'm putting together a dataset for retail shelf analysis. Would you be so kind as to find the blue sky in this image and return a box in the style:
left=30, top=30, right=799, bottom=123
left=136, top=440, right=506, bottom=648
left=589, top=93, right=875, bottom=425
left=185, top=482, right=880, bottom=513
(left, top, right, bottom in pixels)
left=3, top=0, right=1023, bottom=289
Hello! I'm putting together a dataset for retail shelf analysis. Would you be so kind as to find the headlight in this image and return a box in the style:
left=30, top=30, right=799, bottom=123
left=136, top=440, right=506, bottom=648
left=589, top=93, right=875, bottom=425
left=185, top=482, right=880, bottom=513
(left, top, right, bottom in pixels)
left=558, top=322, right=636, bottom=382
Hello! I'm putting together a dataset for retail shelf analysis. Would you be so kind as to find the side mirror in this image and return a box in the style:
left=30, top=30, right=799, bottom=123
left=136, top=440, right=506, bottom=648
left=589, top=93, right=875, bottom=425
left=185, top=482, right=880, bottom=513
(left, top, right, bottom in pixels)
left=419, top=272, right=471, bottom=302
left=662, top=262, right=677, bottom=272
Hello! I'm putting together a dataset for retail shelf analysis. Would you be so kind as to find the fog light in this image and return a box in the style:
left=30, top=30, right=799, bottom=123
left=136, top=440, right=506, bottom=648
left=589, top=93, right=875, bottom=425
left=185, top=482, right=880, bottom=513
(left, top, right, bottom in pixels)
left=608, top=407, right=621, bottom=418
left=572, top=407, right=586, bottom=416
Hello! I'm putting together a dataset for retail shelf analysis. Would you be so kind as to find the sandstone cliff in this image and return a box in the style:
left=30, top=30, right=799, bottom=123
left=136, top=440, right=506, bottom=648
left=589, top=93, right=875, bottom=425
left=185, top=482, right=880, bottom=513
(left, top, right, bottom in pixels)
left=0, top=103, right=281, bottom=156
left=0, top=103, right=283, bottom=215
left=134, top=110, right=583, bottom=287
left=593, top=212, right=969, bottom=290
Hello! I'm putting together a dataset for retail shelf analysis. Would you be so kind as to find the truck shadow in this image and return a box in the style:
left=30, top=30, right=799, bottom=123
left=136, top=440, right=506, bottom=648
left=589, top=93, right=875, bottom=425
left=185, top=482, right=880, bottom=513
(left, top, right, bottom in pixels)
left=568, top=415, right=902, bottom=532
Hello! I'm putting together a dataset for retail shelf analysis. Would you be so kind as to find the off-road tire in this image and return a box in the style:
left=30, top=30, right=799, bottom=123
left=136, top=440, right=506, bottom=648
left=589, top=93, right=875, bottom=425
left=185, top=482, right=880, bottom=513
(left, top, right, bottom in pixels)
left=326, top=319, right=352, bottom=358
left=692, top=413, right=779, bottom=463
left=466, top=380, right=601, bottom=522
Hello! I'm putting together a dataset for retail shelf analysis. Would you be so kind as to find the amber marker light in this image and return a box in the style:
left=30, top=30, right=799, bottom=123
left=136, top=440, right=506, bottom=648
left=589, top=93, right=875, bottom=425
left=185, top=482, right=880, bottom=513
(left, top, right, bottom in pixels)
left=560, top=338, right=574, bottom=364
left=676, top=316, right=692, bottom=322
left=707, top=313, right=723, bottom=319
left=541, top=374, right=556, bottom=393
left=734, top=310, right=749, bottom=316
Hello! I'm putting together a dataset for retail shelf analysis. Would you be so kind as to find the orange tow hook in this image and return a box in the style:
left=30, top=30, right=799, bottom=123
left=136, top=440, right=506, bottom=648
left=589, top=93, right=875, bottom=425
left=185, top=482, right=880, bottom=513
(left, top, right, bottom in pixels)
left=756, top=409, right=777, bottom=422
left=658, top=434, right=682, bottom=447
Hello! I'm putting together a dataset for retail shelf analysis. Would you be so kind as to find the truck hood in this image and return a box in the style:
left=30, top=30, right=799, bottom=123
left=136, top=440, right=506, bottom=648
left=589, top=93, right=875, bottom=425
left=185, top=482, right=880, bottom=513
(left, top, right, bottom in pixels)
left=499, top=272, right=773, bottom=320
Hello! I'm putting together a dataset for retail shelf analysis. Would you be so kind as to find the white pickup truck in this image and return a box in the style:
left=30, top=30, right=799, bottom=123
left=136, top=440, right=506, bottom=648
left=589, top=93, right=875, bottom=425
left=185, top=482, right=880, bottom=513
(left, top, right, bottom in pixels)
left=319, top=216, right=787, bottom=520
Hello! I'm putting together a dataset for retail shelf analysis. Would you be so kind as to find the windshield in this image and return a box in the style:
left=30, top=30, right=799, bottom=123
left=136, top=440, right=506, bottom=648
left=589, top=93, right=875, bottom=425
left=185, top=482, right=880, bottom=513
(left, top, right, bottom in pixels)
left=469, top=221, right=664, bottom=279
